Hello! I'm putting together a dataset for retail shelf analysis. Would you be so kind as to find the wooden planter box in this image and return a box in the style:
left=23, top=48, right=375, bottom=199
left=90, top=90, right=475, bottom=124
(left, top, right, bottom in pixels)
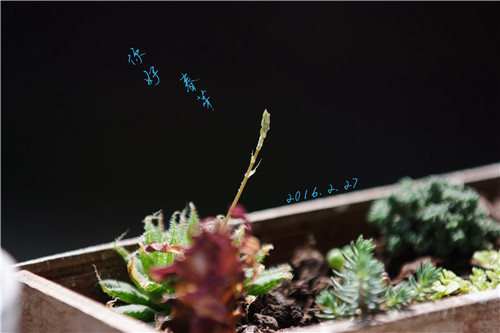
left=16, top=163, right=500, bottom=332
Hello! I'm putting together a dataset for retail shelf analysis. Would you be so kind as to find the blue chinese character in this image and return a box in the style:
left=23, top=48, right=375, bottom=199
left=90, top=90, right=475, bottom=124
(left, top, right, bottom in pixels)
left=143, top=66, right=160, bottom=86
left=197, top=90, right=214, bottom=111
left=180, top=73, right=199, bottom=92
left=128, top=47, right=146, bottom=65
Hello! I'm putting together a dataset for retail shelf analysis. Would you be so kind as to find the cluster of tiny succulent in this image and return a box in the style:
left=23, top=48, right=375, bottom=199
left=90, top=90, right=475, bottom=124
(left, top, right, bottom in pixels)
left=318, top=239, right=500, bottom=321
left=316, top=236, right=442, bottom=320
left=427, top=249, right=500, bottom=300
left=95, top=110, right=293, bottom=332
left=367, top=176, right=500, bottom=258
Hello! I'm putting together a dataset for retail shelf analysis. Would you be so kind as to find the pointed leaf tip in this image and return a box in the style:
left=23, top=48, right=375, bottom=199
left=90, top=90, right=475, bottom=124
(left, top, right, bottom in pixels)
left=260, top=110, right=271, bottom=138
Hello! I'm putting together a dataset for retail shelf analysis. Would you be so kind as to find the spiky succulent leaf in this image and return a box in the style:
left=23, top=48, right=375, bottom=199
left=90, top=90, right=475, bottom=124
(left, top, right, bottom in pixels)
left=138, top=246, right=156, bottom=277
left=416, top=262, right=442, bottom=288
left=245, top=264, right=293, bottom=296
left=154, top=212, right=179, bottom=267
left=113, top=304, right=158, bottom=322
left=350, top=235, right=376, bottom=258
left=114, top=244, right=132, bottom=262
left=408, top=262, right=442, bottom=300
left=144, top=212, right=164, bottom=245
left=232, top=225, right=246, bottom=248
left=255, top=244, right=273, bottom=264
left=335, top=251, right=387, bottom=315
left=127, top=255, right=173, bottom=299
left=99, top=279, right=152, bottom=305
left=186, top=203, right=201, bottom=241
left=315, top=290, right=350, bottom=320
left=385, top=282, right=414, bottom=309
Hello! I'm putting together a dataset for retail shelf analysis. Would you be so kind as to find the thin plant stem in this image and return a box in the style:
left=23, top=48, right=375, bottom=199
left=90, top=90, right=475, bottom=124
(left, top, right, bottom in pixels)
left=223, top=110, right=270, bottom=229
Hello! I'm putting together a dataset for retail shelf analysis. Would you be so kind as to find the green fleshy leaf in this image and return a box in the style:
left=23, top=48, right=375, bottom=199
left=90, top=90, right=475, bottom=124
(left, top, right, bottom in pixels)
left=127, top=255, right=173, bottom=299
left=315, top=313, right=337, bottom=320
left=255, top=244, right=273, bottom=264
left=444, top=281, right=460, bottom=294
left=97, top=278, right=152, bottom=306
left=246, top=265, right=292, bottom=296
left=428, top=281, right=448, bottom=300
left=113, top=304, right=157, bottom=321
left=473, top=250, right=500, bottom=270
left=175, top=207, right=191, bottom=247
left=185, top=203, right=200, bottom=244
left=144, top=212, right=164, bottom=245
left=428, top=268, right=472, bottom=300
left=138, top=246, right=156, bottom=277
left=485, top=268, right=500, bottom=285
left=385, top=282, right=414, bottom=309
left=163, top=211, right=181, bottom=265
left=416, top=262, right=442, bottom=288
left=114, top=244, right=132, bottom=262
left=232, top=225, right=246, bottom=248
left=470, top=267, right=492, bottom=291
left=315, top=290, right=350, bottom=319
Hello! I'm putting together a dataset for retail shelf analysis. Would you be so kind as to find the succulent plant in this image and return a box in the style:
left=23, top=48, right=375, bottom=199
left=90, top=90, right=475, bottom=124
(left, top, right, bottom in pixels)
left=316, top=236, right=443, bottom=320
left=332, top=236, right=387, bottom=317
left=384, top=281, right=414, bottom=310
left=318, top=241, right=500, bottom=321
left=473, top=249, right=500, bottom=270
left=95, top=110, right=292, bottom=332
left=367, top=176, right=500, bottom=258
left=315, top=290, right=349, bottom=320
left=428, top=249, right=500, bottom=300
left=317, top=236, right=388, bottom=319
left=474, top=249, right=500, bottom=287
left=408, top=261, right=442, bottom=300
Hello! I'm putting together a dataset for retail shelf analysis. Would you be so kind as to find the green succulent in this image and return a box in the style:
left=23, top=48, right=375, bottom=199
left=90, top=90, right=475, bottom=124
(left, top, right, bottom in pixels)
left=94, top=110, right=292, bottom=328
left=408, top=261, right=442, bottom=300
left=318, top=243, right=500, bottom=322
left=428, top=249, right=500, bottom=300
left=472, top=249, right=500, bottom=288
left=95, top=205, right=292, bottom=324
left=368, top=176, right=499, bottom=258
left=315, top=290, right=350, bottom=320
left=318, top=236, right=388, bottom=318
left=317, top=236, right=443, bottom=320
left=473, top=249, right=500, bottom=270
left=94, top=207, right=200, bottom=321
left=385, top=281, right=414, bottom=310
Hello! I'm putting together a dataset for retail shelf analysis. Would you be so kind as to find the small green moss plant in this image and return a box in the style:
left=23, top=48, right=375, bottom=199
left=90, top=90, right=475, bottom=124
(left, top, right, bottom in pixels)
left=95, top=110, right=292, bottom=332
left=367, top=176, right=499, bottom=258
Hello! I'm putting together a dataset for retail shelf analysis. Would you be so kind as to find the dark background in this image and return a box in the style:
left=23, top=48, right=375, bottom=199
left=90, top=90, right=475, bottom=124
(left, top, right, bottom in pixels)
left=2, top=2, right=499, bottom=262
